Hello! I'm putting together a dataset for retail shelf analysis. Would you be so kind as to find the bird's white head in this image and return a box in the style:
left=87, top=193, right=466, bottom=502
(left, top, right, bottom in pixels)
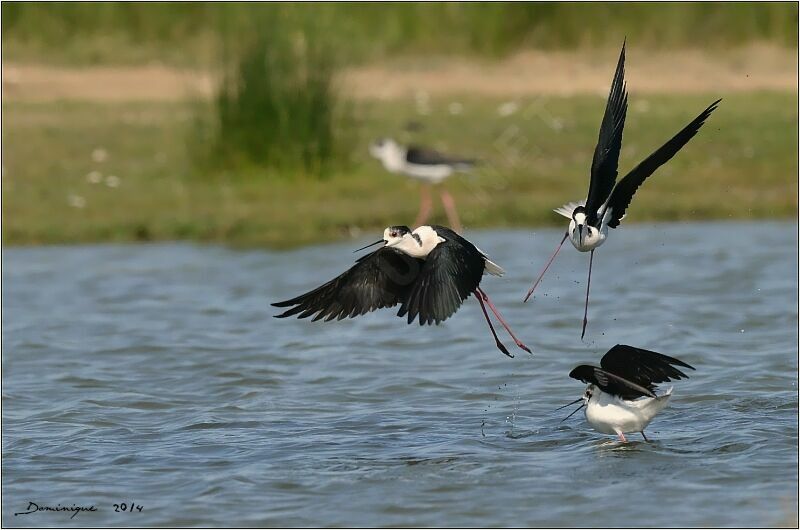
left=569, top=206, right=589, bottom=247
left=385, top=225, right=444, bottom=258
left=558, top=384, right=596, bottom=422
left=353, top=225, right=412, bottom=254
left=382, top=225, right=412, bottom=247
left=354, top=225, right=443, bottom=258
left=583, top=384, right=596, bottom=405
left=369, top=138, right=405, bottom=173
left=568, top=206, right=607, bottom=251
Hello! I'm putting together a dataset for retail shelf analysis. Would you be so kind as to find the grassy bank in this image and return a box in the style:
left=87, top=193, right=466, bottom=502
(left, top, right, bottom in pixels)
left=3, top=92, right=796, bottom=248
left=3, top=3, right=796, bottom=66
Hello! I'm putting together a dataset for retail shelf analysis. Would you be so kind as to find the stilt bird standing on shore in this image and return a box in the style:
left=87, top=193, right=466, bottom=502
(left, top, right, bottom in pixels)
left=522, top=41, right=720, bottom=339
left=370, top=139, right=474, bottom=232
left=273, top=225, right=531, bottom=357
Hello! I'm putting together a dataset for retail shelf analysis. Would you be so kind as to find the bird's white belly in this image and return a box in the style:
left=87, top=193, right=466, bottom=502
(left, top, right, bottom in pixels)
left=402, top=163, right=452, bottom=183
left=568, top=227, right=607, bottom=252
left=584, top=400, right=651, bottom=435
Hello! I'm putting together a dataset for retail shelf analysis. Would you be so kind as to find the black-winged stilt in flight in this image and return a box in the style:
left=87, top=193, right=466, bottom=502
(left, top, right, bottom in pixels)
left=522, top=41, right=721, bottom=338
left=369, top=138, right=475, bottom=232
left=273, top=225, right=531, bottom=357
left=559, top=344, right=695, bottom=442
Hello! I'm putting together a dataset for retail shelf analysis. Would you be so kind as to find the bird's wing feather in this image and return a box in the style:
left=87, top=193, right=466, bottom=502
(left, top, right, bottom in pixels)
left=397, top=228, right=485, bottom=325
left=272, top=247, right=424, bottom=321
left=599, top=344, right=695, bottom=390
left=569, top=365, right=656, bottom=399
left=406, top=146, right=475, bottom=167
left=585, top=42, right=628, bottom=224
left=605, top=99, right=721, bottom=228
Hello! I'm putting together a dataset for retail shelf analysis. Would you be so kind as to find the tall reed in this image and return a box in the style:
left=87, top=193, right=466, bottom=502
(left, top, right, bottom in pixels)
left=197, top=18, right=353, bottom=178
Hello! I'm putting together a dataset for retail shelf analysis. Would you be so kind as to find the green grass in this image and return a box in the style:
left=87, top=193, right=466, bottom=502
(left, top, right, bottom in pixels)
left=196, top=22, right=352, bottom=177
left=3, top=92, right=796, bottom=248
left=3, top=3, right=797, bottom=66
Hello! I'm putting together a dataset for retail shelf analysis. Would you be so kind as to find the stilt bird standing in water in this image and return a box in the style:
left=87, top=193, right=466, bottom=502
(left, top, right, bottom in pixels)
left=273, top=225, right=531, bottom=357
left=559, top=344, right=695, bottom=442
left=522, top=41, right=720, bottom=339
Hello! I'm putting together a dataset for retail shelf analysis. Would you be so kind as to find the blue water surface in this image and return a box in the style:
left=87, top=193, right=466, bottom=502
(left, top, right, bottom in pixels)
left=3, top=222, right=797, bottom=527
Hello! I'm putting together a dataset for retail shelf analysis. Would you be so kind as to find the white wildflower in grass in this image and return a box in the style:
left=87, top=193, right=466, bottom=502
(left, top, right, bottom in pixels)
left=634, top=100, right=651, bottom=113
left=497, top=101, right=519, bottom=117
left=86, top=170, right=103, bottom=184
left=67, top=194, right=86, bottom=209
left=415, top=90, right=431, bottom=116
left=105, top=175, right=121, bottom=188
left=92, top=148, right=108, bottom=163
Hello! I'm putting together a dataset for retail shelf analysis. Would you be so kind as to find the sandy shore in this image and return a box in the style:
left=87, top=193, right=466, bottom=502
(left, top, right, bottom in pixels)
left=3, top=44, right=796, bottom=102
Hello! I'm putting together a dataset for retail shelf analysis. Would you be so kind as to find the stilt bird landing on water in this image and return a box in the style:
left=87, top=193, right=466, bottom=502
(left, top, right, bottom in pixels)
left=522, top=40, right=721, bottom=339
left=273, top=225, right=531, bottom=357
left=559, top=344, right=695, bottom=443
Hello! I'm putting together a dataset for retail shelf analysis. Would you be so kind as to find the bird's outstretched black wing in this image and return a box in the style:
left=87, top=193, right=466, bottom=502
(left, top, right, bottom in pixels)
left=406, top=146, right=475, bottom=167
left=600, top=344, right=695, bottom=389
left=585, top=41, right=628, bottom=225
left=570, top=344, right=694, bottom=400
left=569, top=365, right=657, bottom=400
left=397, top=226, right=485, bottom=325
left=272, top=248, right=424, bottom=321
left=605, top=98, right=721, bottom=228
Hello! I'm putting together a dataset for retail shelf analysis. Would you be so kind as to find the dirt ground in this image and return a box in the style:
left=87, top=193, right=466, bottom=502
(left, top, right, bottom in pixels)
left=3, top=44, right=796, bottom=102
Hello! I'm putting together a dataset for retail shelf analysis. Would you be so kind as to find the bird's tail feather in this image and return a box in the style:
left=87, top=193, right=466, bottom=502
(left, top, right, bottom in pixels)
left=484, top=258, right=504, bottom=277
left=554, top=200, right=585, bottom=219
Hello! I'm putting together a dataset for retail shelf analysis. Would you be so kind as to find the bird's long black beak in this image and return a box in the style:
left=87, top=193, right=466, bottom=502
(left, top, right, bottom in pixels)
left=554, top=397, right=583, bottom=411
left=560, top=403, right=585, bottom=423
left=577, top=224, right=584, bottom=247
left=353, top=239, right=385, bottom=253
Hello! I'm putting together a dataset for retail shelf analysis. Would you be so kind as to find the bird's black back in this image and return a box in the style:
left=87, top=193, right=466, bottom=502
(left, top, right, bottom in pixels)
left=406, top=146, right=475, bottom=167
left=586, top=41, right=628, bottom=225
left=397, top=226, right=486, bottom=325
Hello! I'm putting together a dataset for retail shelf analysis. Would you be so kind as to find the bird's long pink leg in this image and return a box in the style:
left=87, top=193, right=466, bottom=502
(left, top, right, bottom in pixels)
left=475, top=291, right=513, bottom=358
left=523, top=232, right=568, bottom=303
left=439, top=188, right=463, bottom=233
left=616, top=430, right=627, bottom=443
left=413, top=184, right=433, bottom=228
left=477, top=287, right=532, bottom=354
left=580, top=249, right=594, bottom=340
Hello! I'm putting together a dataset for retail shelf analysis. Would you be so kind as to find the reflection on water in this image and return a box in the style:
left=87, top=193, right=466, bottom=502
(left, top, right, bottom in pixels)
left=2, top=222, right=798, bottom=526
